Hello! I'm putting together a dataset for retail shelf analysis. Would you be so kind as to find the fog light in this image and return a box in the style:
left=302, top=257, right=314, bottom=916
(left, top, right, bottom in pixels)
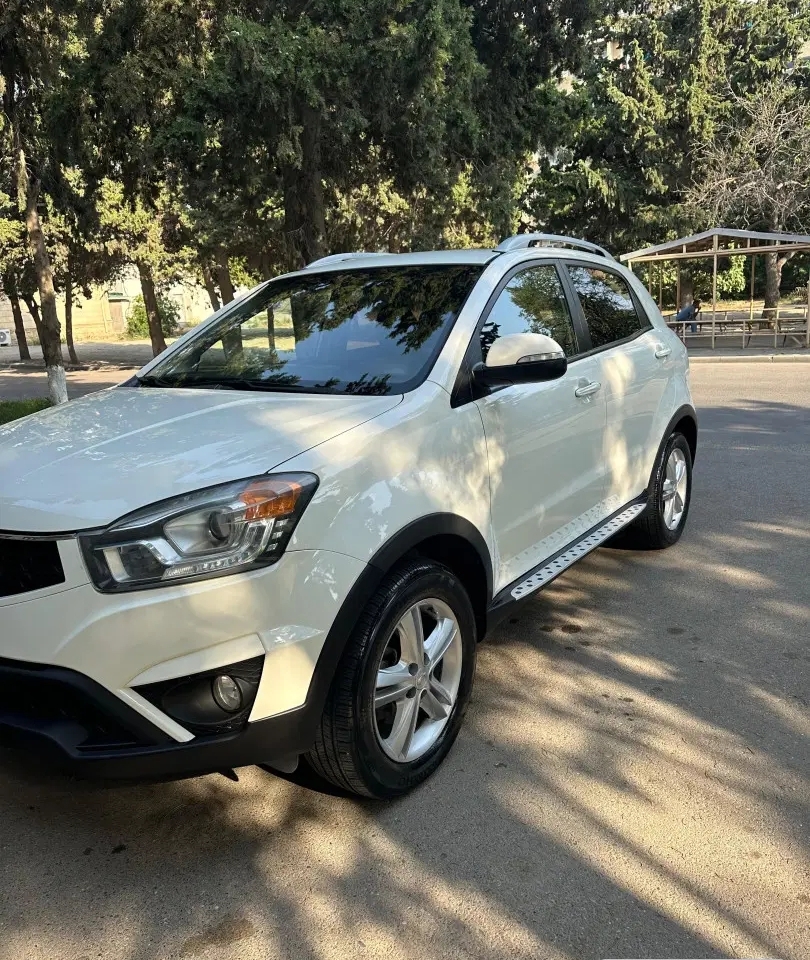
left=212, top=675, right=243, bottom=713
left=135, top=655, right=263, bottom=736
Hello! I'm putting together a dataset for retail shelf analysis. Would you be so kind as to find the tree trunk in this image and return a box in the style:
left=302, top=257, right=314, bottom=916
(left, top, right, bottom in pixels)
left=762, top=252, right=793, bottom=320
left=65, top=271, right=79, bottom=365
left=137, top=263, right=167, bottom=356
left=679, top=273, right=694, bottom=308
left=266, top=305, right=276, bottom=352
left=201, top=261, right=221, bottom=312
left=22, top=294, right=44, bottom=345
left=282, top=99, right=326, bottom=270
left=215, top=251, right=235, bottom=303
left=214, top=251, right=242, bottom=356
left=763, top=253, right=780, bottom=318
left=6, top=277, right=31, bottom=361
left=23, top=177, right=67, bottom=404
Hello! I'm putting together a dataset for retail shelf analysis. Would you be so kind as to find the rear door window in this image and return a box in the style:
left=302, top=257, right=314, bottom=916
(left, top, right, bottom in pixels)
left=565, top=266, right=650, bottom=350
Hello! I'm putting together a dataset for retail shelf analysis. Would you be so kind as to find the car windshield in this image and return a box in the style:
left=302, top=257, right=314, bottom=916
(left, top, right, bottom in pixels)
left=142, top=264, right=483, bottom=395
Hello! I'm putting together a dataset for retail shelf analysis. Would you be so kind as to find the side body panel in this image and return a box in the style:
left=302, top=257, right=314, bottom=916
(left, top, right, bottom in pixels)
left=282, top=382, right=495, bottom=583
left=623, top=273, right=694, bottom=483
left=474, top=355, right=607, bottom=592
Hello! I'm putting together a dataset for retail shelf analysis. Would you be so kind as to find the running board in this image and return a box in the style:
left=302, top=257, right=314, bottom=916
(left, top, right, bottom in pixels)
left=510, top=502, right=646, bottom=601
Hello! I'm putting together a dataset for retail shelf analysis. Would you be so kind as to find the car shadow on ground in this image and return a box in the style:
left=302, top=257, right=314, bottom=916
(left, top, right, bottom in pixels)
left=0, top=399, right=807, bottom=960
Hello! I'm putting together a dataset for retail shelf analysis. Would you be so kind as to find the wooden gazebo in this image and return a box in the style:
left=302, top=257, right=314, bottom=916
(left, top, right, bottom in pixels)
left=621, top=228, right=810, bottom=348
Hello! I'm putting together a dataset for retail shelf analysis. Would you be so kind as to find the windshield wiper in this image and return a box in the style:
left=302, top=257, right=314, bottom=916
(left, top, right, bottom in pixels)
left=138, top=374, right=340, bottom=394
left=136, top=374, right=179, bottom=388
left=138, top=374, right=252, bottom=391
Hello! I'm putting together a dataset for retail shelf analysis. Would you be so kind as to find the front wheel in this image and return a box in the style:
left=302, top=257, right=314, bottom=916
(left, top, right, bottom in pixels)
left=307, top=559, right=477, bottom=799
left=623, top=432, right=693, bottom=549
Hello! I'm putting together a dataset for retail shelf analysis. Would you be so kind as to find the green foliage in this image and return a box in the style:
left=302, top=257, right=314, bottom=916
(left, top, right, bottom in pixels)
left=2, top=0, right=809, bottom=333
left=0, top=398, right=51, bottom=425
left=125, top=294, right=180, bottom=340
left=527, top=0, right=810, bottom=251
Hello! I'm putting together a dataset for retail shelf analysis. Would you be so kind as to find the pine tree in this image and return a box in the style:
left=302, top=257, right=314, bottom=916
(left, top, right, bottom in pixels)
left=526, top=0, right=810, bottom=253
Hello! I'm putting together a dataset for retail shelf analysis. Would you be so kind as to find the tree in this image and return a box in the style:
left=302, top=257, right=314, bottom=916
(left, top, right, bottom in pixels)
left=76, top=0, right=597, bottom=290
left=688, top=82, right=810, bottom=313
left=165, top=0, right=485, bottom=270
left=0, top=196, right=32, bottom=360
left=526, top=0, right=810, bottom=255
left=0, top=1, right=94, bottom=403
left=93, top=180, right=193, bottom=355
left=125, top=293, right=180, bottom=339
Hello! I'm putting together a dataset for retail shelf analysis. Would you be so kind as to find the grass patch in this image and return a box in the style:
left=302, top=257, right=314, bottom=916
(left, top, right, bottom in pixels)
left=0, top=398, right=51, bottom=426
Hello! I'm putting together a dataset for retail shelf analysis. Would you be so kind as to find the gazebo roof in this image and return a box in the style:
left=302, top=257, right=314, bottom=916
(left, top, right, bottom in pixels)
left=621, top=228, right=810, bottom=264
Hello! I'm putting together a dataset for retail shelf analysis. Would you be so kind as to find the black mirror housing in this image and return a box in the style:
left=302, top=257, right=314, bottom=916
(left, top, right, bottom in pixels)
left=472, top=356, right=568, bottom=388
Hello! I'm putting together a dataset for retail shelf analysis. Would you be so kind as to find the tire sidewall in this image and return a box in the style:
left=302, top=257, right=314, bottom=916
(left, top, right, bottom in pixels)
left=351, top=563, right=477, bottom=797
left=652, top=432, right=693, bottom=545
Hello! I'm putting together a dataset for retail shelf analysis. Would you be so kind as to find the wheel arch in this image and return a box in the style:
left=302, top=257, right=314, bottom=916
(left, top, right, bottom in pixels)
left=650, top=404, right=698, bottom=491
left=300, top=514, right=493, bottom=726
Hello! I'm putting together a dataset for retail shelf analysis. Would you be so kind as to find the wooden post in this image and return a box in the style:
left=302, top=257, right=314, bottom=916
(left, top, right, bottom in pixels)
left=676, top=261, right=681, bottom=312
left=746, top=238, right=754, bottom=348
left=658, top=263, right=663, bottom=309
left=806, top=267, right=810, bottom=348
left=712, top=234, right=718, bottom=349
left=647, top=263, right=653, bottom=295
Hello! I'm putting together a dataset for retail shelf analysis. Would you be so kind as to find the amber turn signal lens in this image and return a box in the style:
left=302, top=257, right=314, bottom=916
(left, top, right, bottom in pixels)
left=240, top=478, right=303, bottom=520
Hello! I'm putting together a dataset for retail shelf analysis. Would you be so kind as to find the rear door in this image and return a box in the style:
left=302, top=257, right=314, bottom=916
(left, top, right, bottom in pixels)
left=471, top=261, right=608, bottom=593
left=562, top=262, right=670, bottom=507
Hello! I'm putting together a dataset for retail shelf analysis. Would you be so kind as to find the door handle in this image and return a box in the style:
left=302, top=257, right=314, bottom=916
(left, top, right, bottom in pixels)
left=574, top=380, right=602, bottom=398
left=654, top=344, right=672, bottom=359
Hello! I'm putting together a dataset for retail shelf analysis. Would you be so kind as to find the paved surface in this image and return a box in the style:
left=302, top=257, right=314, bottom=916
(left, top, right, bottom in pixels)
left=0, top=342, right=155, bottom=400
left=1, top=365, right=808, bottom=960
left=2, top=340, right=810, bottom=402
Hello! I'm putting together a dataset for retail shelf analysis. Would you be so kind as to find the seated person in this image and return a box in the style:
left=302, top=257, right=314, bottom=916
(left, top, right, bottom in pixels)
left=674, top=298, right=701, bottom=334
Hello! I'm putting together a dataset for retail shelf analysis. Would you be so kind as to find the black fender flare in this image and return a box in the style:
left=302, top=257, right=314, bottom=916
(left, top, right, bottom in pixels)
left=647, top=404, right=698, bottom=492
left=298, top=513, right=493, bottom=731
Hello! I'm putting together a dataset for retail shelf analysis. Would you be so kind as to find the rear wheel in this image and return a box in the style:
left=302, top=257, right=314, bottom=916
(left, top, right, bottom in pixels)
left=308, top=559, right=476, bottom=799
left=622, top=432, right=692, bottom=549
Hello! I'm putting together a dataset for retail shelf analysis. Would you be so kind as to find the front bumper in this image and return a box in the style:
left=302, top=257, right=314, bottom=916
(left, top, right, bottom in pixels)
left=0, top=538, right=368, bottom=777
left=0, top=655, right=317, bottom=779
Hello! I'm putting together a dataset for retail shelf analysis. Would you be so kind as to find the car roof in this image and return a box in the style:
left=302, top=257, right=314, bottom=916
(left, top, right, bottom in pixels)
left=301, top=250, right=499, bottom=271
left=301, top=234, right=615, bottom=273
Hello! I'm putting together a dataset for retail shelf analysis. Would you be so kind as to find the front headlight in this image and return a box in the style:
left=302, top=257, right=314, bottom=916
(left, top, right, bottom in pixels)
left=80, top=473, right=318, bottom=592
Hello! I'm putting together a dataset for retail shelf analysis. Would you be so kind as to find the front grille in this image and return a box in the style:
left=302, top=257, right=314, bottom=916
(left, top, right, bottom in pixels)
left=0, top=663, right=145, bottom=751
left=0, top=537, right=65, bottom=598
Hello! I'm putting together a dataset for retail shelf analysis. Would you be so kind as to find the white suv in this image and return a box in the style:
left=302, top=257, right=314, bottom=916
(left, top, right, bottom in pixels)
left=0, top=234, right=695, bottom=797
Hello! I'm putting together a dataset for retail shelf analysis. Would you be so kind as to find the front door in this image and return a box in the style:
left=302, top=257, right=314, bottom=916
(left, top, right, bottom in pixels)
left=474, top=263, right=608, bottom=593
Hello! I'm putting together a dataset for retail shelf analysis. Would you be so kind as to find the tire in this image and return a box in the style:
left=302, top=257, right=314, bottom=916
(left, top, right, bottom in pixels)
left=622, top=432, right=693, bottom=549
left=307, top=558, right=477, bottom=799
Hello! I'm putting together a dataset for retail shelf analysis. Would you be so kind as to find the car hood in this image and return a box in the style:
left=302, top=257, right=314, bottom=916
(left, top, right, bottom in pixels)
left=0, top=387, right=401, bottom=532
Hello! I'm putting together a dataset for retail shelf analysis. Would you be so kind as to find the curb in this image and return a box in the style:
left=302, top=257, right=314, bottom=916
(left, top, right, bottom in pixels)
left=688, top=354, right=810, bottom=363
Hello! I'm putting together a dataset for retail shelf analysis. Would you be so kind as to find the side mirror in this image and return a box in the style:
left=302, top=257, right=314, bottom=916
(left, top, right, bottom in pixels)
left=473, top=332, right=568, bottom=388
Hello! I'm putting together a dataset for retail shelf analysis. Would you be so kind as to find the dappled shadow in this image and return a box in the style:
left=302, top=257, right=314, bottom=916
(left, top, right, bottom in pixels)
left=0, top=372, right=808, bottom=959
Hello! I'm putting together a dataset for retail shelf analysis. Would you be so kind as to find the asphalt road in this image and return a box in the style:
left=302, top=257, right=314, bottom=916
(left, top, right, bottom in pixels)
left=0, top=342, right=153, bottom=400
left=1, top=364, right=808, bottom=960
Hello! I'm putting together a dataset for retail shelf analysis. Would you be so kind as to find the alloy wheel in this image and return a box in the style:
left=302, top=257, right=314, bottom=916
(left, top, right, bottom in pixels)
left=373, top=598, right=463, bottom=763
left=662, top=447, right=688, bottom=530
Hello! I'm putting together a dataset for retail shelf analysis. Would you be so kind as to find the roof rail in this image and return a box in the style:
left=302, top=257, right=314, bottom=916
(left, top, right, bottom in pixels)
left=304, top=252, right=381, bottom=269
left=495, top=233, right=614, bottom=260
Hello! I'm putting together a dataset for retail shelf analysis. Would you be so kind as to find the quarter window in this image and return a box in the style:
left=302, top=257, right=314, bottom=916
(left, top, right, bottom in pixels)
left=566, top=266, right=649, bottom=349
left=479, top=265, right=578, bottom=361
